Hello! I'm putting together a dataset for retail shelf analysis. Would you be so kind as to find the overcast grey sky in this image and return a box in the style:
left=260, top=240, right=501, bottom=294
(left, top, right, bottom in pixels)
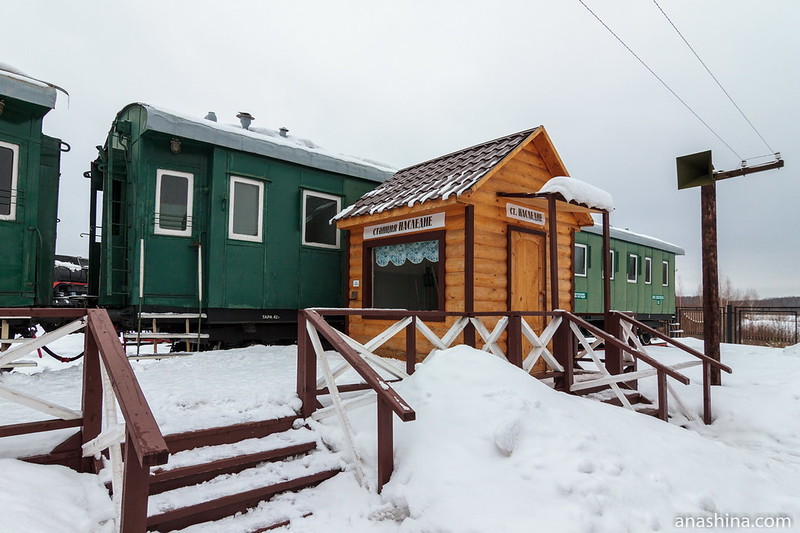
left=5, top=0, right=798, bottom=297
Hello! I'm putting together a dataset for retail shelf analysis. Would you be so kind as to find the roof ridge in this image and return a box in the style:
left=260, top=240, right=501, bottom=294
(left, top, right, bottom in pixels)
left=396, top=126, right=541, bottom=174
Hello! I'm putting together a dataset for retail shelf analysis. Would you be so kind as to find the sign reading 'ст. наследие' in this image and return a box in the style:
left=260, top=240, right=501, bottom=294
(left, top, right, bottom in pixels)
left=363, top=212, right=446, bottom=240
left=506, top=203, right=545, bottom=225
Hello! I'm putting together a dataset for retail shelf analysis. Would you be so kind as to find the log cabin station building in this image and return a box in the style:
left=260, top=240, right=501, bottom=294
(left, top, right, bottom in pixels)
left=334, top=126, right=618, bottom=372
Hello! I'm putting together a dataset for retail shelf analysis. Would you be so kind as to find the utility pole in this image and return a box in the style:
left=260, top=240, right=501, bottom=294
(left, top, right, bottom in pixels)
left=700, top=182, right=721, bottom=385
left=677, top=151, right=783, bottom=385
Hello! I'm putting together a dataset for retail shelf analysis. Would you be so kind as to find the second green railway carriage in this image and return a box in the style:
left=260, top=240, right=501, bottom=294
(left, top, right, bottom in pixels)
left=89, top=104, right=392, bottom=345
left=574, top=224, right=684, bottom=335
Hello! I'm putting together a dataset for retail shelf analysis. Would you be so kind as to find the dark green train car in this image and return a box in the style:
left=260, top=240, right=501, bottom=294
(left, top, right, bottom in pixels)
left=0, top=66, right=62, bottom=309
left=89, top=104, right=391, bottom=344
left=574, top=224, right=684, bottom=333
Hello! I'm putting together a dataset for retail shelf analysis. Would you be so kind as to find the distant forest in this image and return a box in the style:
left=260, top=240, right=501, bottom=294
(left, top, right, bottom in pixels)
left=677, top=295, right=800, bottom=307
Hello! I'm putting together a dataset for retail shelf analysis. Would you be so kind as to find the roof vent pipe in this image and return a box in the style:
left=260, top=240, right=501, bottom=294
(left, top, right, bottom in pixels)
left=279, top=127, right=289, bottom=138
left=237, top=112, right=254, bottom=130
left=204, top=111, right=217, bottom=122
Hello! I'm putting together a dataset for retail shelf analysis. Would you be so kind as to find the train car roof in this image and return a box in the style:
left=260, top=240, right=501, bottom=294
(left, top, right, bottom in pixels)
left=0, top=63, right=58, bottom=109
left=581, top=223, right=685, bottom=255
left=129, top=103, right=395, bottom=184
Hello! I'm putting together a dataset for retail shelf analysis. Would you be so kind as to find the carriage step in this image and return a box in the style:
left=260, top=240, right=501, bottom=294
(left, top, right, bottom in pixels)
left=137, top=313, right=207, bottom=320
left=1, top=359, right=38, bottom=369
left=127, top=352, right=193, bottom=360
left=123, top=333, right=209, bottom=340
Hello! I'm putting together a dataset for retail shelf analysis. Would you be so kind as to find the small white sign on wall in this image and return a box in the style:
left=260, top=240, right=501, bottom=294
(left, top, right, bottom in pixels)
left=363, top=212, right=446, bottom=240
left=506, top=203, right=545, bottom=225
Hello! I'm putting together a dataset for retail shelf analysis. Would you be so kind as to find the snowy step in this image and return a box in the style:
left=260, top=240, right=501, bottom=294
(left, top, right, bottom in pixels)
left=164, top=416, right=299, bottom=453
left=147, top=452, right=341, bottom=532
left=150, top=441, right=318, bottom=495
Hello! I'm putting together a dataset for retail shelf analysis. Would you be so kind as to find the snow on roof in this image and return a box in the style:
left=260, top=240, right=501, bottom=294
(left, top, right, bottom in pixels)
left=537, top=176, right=614, bottom=211
left=334, top=127, right=538, bottom=221
left=137, top=104, right=395, bottom=184
left=582, top=223, right=685, bottom=255
left=0, top=63, right=57, bottom=109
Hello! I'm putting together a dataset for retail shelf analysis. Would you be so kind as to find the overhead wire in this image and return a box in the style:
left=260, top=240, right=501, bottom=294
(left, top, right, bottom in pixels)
left=650, top=0, right=776, bottom=158
left=576, top=0, right=744, bottom=161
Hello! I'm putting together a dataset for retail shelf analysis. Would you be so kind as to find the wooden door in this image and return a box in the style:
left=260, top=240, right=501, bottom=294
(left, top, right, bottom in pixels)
left=509, top=228, right=547, bottom=371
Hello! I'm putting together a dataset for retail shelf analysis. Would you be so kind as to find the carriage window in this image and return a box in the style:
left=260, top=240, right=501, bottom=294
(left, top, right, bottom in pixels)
left=644, top=257, right=652, bottom=284
left=155, top=169, right=193, bottom=236
left=0, top=141, right=19, bottom=220
left=574, top=244, right=588, bottom=277
left=229, top=176, right=264, bottom=242
left=662, top=260, right=670, bottom=287
left=369, top=237, right=442, bottom=311
left=302, top=190, right=340, bottom=248
left=602, top=249, right=618, bottom=280
left=627, top=254, right=638, bottom=283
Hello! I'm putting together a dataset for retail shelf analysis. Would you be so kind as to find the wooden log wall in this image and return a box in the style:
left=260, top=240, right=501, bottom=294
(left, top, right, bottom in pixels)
left=341, top=138, right=587, bottom=362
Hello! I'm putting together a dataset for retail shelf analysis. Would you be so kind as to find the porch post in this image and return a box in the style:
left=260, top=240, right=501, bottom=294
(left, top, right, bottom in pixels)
left=547, top=194, right=559, bottom=311
left=603, top=211, right=622, bottom=375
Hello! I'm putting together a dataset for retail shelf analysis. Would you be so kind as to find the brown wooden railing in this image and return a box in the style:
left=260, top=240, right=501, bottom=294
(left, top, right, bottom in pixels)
left=298, top=309, right=415, bottom=491
left=611, top=311, right=732, bottom=424
left=561, top=311, right=691, bottom=420
left=298, top=308, right=729, bottom=448
left=0, top=308, right=168, bottom=533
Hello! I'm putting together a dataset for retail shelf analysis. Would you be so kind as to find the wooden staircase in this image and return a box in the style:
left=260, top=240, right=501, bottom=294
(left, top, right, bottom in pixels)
left=144, top=416, right=340, bottom=532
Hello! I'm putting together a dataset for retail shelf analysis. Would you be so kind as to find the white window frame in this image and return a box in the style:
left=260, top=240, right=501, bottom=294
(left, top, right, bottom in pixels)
left=627, top=253, right=638, bottom=283
left=301, top=189, right=341, bottom=249
left=228, top=175, right=264, bottom=243
left=154, top=169, right=194, bottom=237
left=0, top=140, right=20, bottom=221
left=609, top=249, right=616, bottom=280
left=574, top=243, right=588, bottom=277
left=644, top=256, right=652, bottom=285
left=662, top=260, right=670, bottom=287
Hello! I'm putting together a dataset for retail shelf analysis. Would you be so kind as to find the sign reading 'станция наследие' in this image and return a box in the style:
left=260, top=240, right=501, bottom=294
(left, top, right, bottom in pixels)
left=506, top=203, right=545, bottom=225
left=363, top=212, right=446, bottom=240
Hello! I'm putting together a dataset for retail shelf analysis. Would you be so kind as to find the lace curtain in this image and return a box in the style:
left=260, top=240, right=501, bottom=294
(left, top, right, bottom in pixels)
left=375, top=240, right=439, bottom=267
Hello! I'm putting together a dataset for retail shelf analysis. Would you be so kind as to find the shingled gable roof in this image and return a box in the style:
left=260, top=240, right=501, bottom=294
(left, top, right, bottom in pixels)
left=335, top=127, right=543, bottom=221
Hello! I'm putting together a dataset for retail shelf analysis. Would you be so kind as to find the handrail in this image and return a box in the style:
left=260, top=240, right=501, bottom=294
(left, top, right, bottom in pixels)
left=303, top=310, right=415, bottom=421
left=612, top=311, right=732, bottom=374
left=312, top=308, right=558, bottom=319
left=86, top=309, right=169, bottom=466
left=561, top=311, right=690, bottom=385
left=1, top=307, right=169, bottom=532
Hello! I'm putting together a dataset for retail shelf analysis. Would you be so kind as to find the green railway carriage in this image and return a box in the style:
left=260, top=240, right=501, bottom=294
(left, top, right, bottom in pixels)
left=573, top=224, right=684, bottom=332
left=89, top=104, right=392, bottom=344
left=0, top=67, right=62, bottom=309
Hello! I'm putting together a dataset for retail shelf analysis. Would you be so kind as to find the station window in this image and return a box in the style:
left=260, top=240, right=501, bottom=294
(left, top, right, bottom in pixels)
left=644, top=257, right=652, bottom=284
left=302, top=190, right=341, bottom=249
left=0, top=140, right=19, bottom=221
left=662, top=260, right=670, bottom=287
left=228, top=176, right=264, bottom=242
left=627, top=253, right=638, bottom=283
left=574, top=243, right=588, bottom=277
left=366, top=233, right=444, bottom=311
left=154, top=169, right=193, bottom=237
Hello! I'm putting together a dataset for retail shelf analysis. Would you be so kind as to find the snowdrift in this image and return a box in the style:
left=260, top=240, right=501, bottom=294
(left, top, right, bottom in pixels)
left=314, top=346, right=797, bottom=532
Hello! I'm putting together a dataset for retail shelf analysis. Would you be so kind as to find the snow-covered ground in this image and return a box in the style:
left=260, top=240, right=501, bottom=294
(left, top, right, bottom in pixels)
left=1, top=335, right=799, bottom=532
